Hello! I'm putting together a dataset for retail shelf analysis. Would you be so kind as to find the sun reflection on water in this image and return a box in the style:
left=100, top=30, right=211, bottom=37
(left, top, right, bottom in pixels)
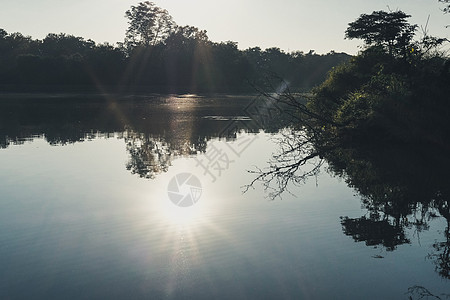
left=162, top=203, right=206, bottom=226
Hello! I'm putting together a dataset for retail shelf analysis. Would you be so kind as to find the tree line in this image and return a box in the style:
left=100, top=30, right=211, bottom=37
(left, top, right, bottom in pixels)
left=0, top=1, right=350, bottom=93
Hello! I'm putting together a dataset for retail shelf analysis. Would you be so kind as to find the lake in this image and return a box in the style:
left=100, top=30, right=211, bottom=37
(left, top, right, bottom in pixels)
left=0, top=94, right=449, bottom=299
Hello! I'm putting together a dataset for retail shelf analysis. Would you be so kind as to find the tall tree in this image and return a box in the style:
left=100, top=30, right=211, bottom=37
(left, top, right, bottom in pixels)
left=125, top=1, right=175, bottom=49
left=345, top=10, right=417, bottom=56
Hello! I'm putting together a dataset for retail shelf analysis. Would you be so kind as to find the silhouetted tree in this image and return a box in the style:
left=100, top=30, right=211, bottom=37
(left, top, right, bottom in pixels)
left=245, top=10, right=450, bottom=276
left=41, top=33, right=95, bottom=58
left=125, top=1, right=175, bottom=49
left=345, top=10, right=417, bottom=56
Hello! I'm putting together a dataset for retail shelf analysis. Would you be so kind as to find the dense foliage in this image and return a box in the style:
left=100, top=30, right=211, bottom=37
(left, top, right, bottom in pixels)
left=248, top=9, right=450, bottom=200
left=308, top=10, right=450, bottom=147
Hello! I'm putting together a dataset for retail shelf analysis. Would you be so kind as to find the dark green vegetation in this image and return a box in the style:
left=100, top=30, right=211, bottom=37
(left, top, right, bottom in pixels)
left=311, top=10, right=450, bottom=278
left=270, top=9, right=450, bottom=200
left=309, top=10, right=450, bottom=147
left=246, top=9, right=450, bottom=199
left=248, top=9, right=450, bottom=281
left=0, top=1, right=349, bottom=93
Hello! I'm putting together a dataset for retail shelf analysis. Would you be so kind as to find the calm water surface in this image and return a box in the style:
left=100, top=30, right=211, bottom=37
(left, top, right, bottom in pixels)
left=0, top=94, right=448, bottom=299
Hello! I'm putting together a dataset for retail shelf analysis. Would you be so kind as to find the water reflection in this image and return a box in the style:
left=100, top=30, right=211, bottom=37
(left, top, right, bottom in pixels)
left=0, top=94, right=275, bottom=179
left=125, top=133, right=194, bottom=179
left=340, top=216, right=410, bottom=252
left=1, top=94, right=449, bottom=296
left=254, top=125, right=450, bottom=281
left=329, top=143, right=450, bottom=278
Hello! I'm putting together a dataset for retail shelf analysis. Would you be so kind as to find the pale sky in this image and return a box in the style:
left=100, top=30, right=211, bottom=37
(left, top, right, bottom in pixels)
left=0, top=0, right=448, bottom=54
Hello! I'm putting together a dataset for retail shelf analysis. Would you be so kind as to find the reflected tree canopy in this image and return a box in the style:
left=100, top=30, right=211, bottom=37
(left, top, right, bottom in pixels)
left=124, top=131, right=204, bottom=179
left=250, top=109, right=450, bottom=277
left=336, top=144, right=450, bottom=278
left=330, top=141, right=450, bottom=252
left=0, top=94, right=281, bottom=179
left=340, top=216, right=410, bottom=252
left=244, top=10, right=450, bottom=280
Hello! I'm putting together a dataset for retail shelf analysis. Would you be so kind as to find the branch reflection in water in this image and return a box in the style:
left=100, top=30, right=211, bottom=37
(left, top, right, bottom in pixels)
left=245, top=86, right=450, bottom=282
left=1, top=92, right=449, bottom=297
